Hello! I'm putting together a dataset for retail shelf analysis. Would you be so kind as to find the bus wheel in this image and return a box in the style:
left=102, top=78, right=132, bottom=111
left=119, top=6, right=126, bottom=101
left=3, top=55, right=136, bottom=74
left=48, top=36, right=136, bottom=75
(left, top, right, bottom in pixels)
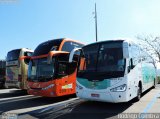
left=153, top=79, right=156, bottom=89
left=136, top=85, right=142, bottom=101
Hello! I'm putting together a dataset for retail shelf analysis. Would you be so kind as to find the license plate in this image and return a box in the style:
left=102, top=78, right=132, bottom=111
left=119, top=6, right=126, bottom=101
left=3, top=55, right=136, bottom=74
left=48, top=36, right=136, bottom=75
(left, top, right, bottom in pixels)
left=91, top=93, right=100, bottom=97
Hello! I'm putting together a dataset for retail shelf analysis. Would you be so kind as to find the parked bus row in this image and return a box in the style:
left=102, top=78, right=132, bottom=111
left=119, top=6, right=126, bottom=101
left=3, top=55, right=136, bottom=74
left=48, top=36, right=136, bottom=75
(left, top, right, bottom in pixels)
left=1, top=38, right=157, bottom=103
left=0, top=60, right=6, bottom=88
left=4, top=38, right=84, bottom=97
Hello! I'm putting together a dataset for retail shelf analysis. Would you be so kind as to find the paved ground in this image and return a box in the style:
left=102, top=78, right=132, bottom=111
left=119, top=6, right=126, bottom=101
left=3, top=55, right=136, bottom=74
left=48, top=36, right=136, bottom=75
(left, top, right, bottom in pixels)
left=0, top=85, right=159, bottom=119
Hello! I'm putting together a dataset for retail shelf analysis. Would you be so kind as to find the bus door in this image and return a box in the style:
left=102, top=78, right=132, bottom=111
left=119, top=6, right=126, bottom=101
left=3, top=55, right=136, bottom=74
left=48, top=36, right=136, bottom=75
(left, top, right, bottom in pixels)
left=56, top=54, right=78, bottom=95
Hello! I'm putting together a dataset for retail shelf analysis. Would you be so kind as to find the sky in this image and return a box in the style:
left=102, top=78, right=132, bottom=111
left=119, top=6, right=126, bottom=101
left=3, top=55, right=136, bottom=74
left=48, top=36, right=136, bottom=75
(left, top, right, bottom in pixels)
left=0, top=0, right=160, bottom=59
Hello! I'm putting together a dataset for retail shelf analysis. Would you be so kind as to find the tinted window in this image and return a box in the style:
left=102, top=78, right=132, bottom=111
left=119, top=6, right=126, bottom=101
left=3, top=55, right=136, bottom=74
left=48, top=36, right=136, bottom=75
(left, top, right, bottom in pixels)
left=78, top=41, right=125, bottom=79
left=57, top=62, right=77, bottom=78
left=24, top=52, right=33, bottom=57
left=7, top=49, right=21, bottom=61
left=68, top=62, right=77, bottom=75
left=28, top=58, right=55, bottom=82
left=0, top=68, right=5, bottom=75
left=83, top=44, right=99, bottom=71
left=97, top=43, right=124, bottom=72
left=56, top=54, right=77, bottom=78
left=62, top=41, right=84, bottom=52
left=57, top=62, right=68, bottom=78
left=0, top=60, right=6, bottom=68
left=33, top=39, right=63, bottom=56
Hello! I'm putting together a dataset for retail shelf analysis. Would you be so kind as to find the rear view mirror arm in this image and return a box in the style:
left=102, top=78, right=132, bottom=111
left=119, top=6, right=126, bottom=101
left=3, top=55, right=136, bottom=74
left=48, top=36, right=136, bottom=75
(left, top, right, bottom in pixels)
left=69, top=48, right=82, bottom=63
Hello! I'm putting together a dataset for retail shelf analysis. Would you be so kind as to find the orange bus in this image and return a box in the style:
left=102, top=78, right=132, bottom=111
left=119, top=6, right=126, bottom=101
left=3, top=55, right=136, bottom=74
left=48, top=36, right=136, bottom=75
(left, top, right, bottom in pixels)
left=27, top=38, right=84, bottom=97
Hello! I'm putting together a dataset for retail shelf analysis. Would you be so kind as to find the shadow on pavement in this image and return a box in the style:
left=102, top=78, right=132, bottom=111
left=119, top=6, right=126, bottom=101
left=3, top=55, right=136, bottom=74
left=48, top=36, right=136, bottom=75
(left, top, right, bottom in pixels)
left=0, top=94, right=76, bottom=115
left=0, top=90, right=28, bottom=98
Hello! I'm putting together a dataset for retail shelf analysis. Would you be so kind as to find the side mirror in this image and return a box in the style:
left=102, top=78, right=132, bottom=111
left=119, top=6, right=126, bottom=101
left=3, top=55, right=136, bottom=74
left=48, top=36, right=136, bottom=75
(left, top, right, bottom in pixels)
left=127, top=66, right=131, bottom=73
left=128, top=58, right=134, bottom=73
left=57, top=62, right=68, bottom=77
left=69, top=48, right=82, bottom=63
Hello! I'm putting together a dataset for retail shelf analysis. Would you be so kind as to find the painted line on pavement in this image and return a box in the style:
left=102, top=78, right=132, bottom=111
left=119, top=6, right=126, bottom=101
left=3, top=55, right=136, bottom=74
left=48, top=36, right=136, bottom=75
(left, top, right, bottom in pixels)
left=0, top=89, right=20, bottom=94
left=5, top=98, right=80, bottom=115
left=0, top=95, right=40, bottom=105
left=139, top=91, right=160, bottom=119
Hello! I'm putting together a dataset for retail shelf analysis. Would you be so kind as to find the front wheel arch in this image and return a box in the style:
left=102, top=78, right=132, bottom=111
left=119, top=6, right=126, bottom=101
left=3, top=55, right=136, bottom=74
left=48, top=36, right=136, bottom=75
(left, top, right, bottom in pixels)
left=135, top=81, right=142, bottom=101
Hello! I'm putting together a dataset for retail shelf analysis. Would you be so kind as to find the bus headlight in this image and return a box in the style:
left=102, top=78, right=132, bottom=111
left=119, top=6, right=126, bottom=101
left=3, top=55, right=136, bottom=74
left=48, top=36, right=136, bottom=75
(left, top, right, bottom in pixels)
left=42, top=84, right=54, bottom=90
left=110, top=84, right=127, bottom=92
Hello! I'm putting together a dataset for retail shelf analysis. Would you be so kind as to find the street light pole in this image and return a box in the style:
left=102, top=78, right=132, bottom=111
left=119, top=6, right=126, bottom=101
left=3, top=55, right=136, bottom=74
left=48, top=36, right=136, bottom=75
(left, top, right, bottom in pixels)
left=95, top=3, right=98, bottom=42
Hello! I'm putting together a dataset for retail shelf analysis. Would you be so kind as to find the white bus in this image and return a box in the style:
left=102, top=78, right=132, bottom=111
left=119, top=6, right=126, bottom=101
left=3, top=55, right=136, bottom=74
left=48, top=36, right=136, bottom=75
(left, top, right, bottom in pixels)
left=69, top=39, right=156, bottom=103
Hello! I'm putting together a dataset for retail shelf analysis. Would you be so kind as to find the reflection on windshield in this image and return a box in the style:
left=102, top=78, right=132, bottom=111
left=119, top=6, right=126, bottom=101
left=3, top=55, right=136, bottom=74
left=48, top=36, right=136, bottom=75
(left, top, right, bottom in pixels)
left=7, top=49, right=20, bottom=61
left=78, top=42, right=126, bottom=79
left=83, top=44, right=99, bottom=71
left=28, top=58, right=54, bottom=82
left=33, top=39, right=62, bottom=56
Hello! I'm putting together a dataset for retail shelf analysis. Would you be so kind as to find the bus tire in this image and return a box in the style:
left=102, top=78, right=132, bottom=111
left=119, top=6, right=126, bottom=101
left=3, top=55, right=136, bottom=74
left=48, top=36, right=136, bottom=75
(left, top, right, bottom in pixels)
left=153, top=79, right=156, bottom=89
left=136, top=84, right=142, bottom=101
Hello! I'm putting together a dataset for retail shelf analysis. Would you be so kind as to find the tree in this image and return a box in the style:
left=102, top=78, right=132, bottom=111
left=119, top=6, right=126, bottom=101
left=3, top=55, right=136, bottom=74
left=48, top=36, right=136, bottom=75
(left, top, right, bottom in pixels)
left=136, top=35, right=160, bottom=69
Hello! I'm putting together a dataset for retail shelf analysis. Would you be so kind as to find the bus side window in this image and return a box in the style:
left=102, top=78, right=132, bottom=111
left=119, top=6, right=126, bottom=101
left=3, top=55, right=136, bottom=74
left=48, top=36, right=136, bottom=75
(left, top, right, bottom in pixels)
left=79, top=58, right=86, bottom=71
left=62, top=41, right=83, bottom=52
left=57, top=62, right=68, bottom=78
left=24, top=52, right=33, bottom=57
left=61, top=42, right=73, bottom=52
left=68, top=62, right=77, bottom=75
left=24, top=58, right=30, bottom=65
left=24, top=52, right=32, bottom=65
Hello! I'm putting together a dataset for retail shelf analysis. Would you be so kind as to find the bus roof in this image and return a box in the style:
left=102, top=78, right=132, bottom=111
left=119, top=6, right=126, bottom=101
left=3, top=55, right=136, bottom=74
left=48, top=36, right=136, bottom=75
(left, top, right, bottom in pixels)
left=83, top=39, right=124, bottom=47
left=8, top=48, right=33, bottom=53
left=83, top=39, right=135, bottom=48
left=34, top=38, right=84, bottom=51
left=33, top=38, right=84, bottom=56
left=62, top=38, right=84, bottom=45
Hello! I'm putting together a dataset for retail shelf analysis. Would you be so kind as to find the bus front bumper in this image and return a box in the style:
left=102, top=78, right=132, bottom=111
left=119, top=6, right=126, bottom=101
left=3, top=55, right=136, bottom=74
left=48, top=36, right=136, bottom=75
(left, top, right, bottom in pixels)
left=5, top=80, right=20, bottom=89
left=76, top=89, right=129, bottom=103
left=27, top=88, right=56, bottom=97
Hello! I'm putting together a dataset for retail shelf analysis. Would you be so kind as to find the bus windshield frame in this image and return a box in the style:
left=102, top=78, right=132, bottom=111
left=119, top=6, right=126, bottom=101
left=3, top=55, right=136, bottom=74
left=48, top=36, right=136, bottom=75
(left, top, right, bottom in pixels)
left=6, top=49, right=21, bottom=61
left=28, top=58, right=55, bottom=82
left=33, top=39, right=63, bottom=56
left=78, top=41, right=126, bottom=80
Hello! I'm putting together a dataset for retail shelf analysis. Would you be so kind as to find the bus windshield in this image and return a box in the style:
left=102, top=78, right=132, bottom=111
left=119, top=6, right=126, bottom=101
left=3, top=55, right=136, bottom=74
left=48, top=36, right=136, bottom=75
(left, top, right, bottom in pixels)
left=7, top=49, right=21, bottom=61
left=33, top=39, right=63, bottom=56
left=28, top=58, right=54, bottom=82
left=78, top=41, right=126, bottom=79
left=0, top=68, right=5, bottom=75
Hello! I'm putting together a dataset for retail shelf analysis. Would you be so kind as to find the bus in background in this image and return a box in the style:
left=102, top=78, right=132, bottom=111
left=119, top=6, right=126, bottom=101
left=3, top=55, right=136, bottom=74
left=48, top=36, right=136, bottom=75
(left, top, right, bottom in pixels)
left=27, top=38, right=84, bottom=97
left=0, top=60, right=6, bottom=88
left=69, top=39, right=156, bottom=103
left=5, top=48, right=33, bottom=89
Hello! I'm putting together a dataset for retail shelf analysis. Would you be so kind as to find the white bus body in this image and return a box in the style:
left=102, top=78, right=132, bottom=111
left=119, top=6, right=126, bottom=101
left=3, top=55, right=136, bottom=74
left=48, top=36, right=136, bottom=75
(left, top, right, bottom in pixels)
left=70, top=40, right=156, bottom=103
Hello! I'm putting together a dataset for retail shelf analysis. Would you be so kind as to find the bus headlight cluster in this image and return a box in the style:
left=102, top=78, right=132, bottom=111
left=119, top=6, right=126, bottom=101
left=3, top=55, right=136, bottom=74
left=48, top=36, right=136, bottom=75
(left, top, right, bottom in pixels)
left=110, top=84, right=127, bottom=92
left=76, top=83, right=83, bottom=90
left=42, top=84, right=54, bottom=90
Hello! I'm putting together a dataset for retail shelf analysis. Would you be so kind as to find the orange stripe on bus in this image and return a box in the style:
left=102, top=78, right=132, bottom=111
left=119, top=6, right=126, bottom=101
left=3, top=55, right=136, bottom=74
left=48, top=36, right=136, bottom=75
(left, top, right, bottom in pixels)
left=19, top=56, right=31, bottom=60
left=58, top=38, right=84, bottom=51
left=31, top=54, right=48, bottom=59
